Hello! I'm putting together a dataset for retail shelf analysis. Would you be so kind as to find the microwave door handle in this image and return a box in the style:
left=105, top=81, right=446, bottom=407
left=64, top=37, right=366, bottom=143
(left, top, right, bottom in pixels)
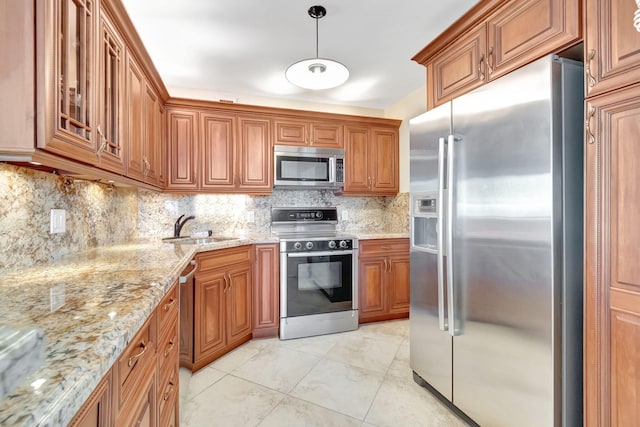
left=437, top=136, right=447, bottom=332
left=329, top=157, right=336, bottom=184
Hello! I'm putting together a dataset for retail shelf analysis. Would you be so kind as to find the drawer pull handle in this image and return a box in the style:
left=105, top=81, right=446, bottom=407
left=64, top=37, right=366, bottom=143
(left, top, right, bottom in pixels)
left=163, top=381, right=175, bottom=401
left=381, top=246, right=392, bottom=250
left=164, top=297, right=177, bottom=312
left=127, top=341, right=147, bottom=367
left=164, top=339, right=175, bottom=357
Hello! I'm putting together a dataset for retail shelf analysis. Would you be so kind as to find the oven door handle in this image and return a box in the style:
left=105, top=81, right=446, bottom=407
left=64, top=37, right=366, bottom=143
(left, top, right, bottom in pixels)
left=286, top=250, right=355, bottom=258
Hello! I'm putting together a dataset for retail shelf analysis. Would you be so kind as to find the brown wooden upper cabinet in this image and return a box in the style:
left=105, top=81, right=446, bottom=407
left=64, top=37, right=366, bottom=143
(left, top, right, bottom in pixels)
left=125, top=53, right=162, bottom=187
left=274, top=119, right=343, bottom=148
left=166, top=106, right=273, bottom=194
left=37, top=0, right=100, bottom=163
left=1, top=0, right=169, bottom=189
left=584, top=0, right=640, bottom=97
left=343, top=126, right=399, bottom=196
left=415, top=0, right=581, bottom=109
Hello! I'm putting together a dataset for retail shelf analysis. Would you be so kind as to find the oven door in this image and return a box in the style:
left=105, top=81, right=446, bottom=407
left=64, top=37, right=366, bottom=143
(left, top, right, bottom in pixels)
left=282, top=250, right=355, bottom=317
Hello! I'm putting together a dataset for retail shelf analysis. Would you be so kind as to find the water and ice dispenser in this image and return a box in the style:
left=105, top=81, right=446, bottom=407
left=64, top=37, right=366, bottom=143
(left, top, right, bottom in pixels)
left=411, top=192, right=445, bottom=254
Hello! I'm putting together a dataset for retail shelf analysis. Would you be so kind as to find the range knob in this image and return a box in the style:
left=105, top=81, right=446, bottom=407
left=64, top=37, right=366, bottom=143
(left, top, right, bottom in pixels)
left=293, top=242, right=302, bottom=250
left=305, top=241, right=314, bottom=250
left=328, top=240, right=337, bottom=249
left=339, top=240, right=348, bottom=249
left=316, top=211, right=323, bottom=218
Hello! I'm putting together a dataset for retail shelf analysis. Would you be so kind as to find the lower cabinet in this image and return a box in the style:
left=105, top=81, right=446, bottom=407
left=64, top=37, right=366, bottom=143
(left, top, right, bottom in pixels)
left=189, top=246, right=253, bottom=372
left=358, top=239, right=410, bottom=323
left=68, top=371, right=112, bottom=427
left=69, top=282, right=180, bottom=427
left=252, top=244, right=280, bottom=338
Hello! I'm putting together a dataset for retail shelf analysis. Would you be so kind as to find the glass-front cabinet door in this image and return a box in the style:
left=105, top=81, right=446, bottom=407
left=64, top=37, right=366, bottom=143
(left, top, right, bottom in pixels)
left=96, top=8, right=125, bottom=173
left=38, top=0, right=98, bottom=162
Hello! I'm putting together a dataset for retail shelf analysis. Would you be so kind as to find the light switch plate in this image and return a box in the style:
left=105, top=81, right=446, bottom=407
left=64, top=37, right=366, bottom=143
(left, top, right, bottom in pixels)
left=50, top=209, right=66, bottom=234
left=246, top=211, right=255, bottom=223
left=341, top=209, right=349, bottom=221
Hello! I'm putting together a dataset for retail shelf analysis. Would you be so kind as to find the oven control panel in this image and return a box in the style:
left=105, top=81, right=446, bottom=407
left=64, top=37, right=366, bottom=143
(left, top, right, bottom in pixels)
left=282, top=238, right=356, bottom=252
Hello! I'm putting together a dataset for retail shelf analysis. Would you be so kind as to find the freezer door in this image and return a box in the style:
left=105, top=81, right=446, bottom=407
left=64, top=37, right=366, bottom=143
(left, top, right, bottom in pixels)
left=449, top=57, right=565, bottom=426
left=409, top=102, right=452, bottom=193
left=409, top=102, right=453, bottom=400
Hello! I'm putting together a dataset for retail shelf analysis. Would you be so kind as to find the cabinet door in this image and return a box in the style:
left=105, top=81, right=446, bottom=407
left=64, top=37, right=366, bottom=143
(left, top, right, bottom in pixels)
left=125, top=53, right=146, bottom=181
left=157, top=105, right=166, bottom=187
left=344, top=126, right=371, bottom=193
left=358, top=257, right=387, bottom=321
left=585, top=0, right=640, bottom=97
left=116, top=368, right=156, bottom=427
left=253, top=244, right=280, bottom=337
left=370, top=128, right=399, bottom=195
left=585, top=87, right=640, bottom=427
left=486, top=0, right=580, bottom=81
left=167, top=109, right=198, bottom=190
left=96, top=11, right=125, bottom=174
left=201, top=112, right=235, bottom=188
left=427, top=23, right=487, bottom=109
left=39, top=0, right=98, bottom=161
left=68, top=371, right=112, bottom=427
left=226, top=264, right=253, bottom=346
left=236, top=116, right=272, bottom=192
left=274, top=119, right=308, bottom=146
left=387, top=255, right=410, bottom=314
left=310, top=122, right=343, bottom=148
left=143, top=84, right=160, bottom=185
left=194, top=272, right=226, bottom=362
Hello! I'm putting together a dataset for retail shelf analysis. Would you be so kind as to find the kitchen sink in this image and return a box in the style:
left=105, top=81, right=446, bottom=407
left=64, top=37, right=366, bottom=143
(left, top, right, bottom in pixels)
left=161, top=236, right=239, bottom=245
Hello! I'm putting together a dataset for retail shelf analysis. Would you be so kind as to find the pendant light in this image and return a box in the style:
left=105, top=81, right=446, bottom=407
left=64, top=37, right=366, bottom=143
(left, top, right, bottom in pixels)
left=285, top=5, right=349, bottom=90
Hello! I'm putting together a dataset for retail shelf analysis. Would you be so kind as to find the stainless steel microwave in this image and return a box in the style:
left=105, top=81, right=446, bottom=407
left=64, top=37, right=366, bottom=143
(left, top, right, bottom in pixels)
left=274, top=145, right=344, bottom=189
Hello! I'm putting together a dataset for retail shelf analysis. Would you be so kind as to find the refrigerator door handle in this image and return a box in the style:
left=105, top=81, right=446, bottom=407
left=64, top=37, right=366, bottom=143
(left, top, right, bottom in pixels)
left=437, top=136, right=447, bottom=332
left=446, top=134, right=459, bottom=337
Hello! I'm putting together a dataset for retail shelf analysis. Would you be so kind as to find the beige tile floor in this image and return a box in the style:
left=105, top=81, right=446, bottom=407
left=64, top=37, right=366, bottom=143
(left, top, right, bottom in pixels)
left=179, top=320, right=469, bottom=427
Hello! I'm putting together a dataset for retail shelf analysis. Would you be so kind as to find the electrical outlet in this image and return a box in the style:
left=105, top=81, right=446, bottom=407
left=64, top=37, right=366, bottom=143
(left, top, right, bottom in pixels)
left=50, top=285, right=65, bottom=312
left=341, top=209, right=349, bottom=221
left=50, top=209, right=66, bottom=234
left=247, top=211, right=255, bottom=223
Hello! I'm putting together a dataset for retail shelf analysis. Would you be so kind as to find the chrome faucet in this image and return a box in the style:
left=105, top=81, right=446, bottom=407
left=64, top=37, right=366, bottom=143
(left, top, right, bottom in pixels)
left=174, top=214, right=195, bottom=238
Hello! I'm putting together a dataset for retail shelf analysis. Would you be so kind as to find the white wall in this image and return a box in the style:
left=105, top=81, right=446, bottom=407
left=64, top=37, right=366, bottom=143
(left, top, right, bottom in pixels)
left=384, top=86, right=428, bottom=193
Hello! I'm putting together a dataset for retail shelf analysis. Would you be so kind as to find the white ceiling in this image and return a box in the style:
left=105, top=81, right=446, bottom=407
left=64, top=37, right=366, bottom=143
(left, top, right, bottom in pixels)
left=121, top=1, right=479, bottom=111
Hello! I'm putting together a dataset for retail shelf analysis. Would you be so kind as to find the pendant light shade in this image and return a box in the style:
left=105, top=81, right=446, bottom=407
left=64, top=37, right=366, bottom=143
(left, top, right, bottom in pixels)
left=286, top=5, right=349, bottom=90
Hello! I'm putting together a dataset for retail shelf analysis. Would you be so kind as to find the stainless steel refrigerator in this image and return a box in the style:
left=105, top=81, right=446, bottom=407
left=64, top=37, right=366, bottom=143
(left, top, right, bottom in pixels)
left=409, top=55, right=583, bottom=427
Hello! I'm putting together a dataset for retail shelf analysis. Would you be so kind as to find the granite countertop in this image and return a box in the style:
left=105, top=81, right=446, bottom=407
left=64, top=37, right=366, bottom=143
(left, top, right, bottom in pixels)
left=0, top=235, right=277, bottom=427
left=0, top=231, right=402, bottom=426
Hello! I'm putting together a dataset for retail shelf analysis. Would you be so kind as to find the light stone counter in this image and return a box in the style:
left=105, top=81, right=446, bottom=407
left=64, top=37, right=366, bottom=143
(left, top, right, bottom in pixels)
left=354, top=232, right=410, bottom=240
left=0, top=236, right=277, bottom=427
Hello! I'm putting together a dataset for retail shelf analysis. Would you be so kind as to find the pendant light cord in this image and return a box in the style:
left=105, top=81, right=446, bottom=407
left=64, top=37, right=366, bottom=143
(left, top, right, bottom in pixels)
left=315, top=15, right=319, bottom=58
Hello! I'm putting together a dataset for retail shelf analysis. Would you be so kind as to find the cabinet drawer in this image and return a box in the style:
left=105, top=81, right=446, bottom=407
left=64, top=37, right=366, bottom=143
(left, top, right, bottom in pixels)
left=197, top=245, right=253, bottom=274
left=115, top=313, right=156, bottom=407
left=158, top=312, right=179, bottom=374
left=359, top=239, right=409, bottom=256
left=158, top=364, right=178, bottom=422
left=158, top=283, right=179, bottom=334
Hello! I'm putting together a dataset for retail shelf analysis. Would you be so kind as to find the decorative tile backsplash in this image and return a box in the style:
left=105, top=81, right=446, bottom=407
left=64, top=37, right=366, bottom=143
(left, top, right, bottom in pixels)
left=136, top=190, right=409, bottom=238
left=0, top=163, right=408, bottom=272
left=0, top=164, right=137, bottom=272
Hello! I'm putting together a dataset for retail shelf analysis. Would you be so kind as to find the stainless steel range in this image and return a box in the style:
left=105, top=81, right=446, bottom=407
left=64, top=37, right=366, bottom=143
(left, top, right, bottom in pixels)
left=272, top=207, right=358, bottom=340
